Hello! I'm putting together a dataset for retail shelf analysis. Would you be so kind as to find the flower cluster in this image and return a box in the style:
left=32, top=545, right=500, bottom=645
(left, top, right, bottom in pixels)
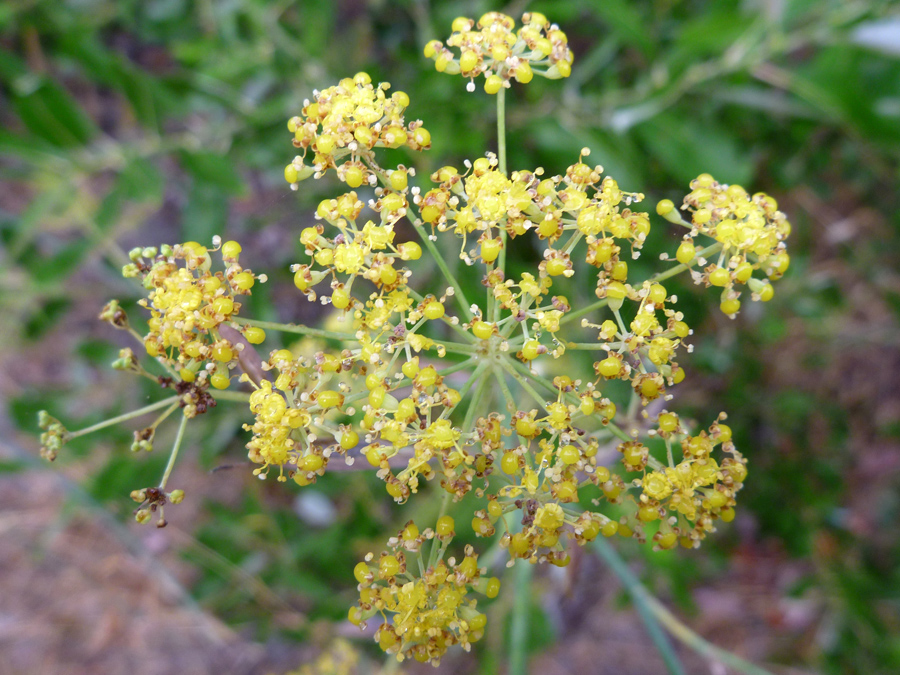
left=241, top=347, right=355, bottom=482
left=130, top=485, right=184, bottom=528
left=424, top=12, right=573, bottom=93
left=282, top=639, right=395, bottom=675
left=351, top=517, right=499, bottom=665
left=658, top=173, right=792, bottom=316
left=285, top=72, right=431, bottom=190
left=38, top=10, right=793, bottom=667
left=122, top=241, right=266, bottom=389
left=38, top=411, right=68, bottom=462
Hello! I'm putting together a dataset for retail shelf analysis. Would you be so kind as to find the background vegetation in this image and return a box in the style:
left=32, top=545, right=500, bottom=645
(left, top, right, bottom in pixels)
left=2, top=1, right=899, bottom=673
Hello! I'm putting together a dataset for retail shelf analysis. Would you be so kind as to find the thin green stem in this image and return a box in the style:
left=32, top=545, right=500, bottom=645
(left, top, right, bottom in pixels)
left=150, top=402, right=180, bottom=430
left=497, top=87, right=507, bottom=176
left=508, top=559, right=532, bottom=675
left=69, top=396, right=180, bottom=439
left=232, top=316, right=357, bottom=341
left=612, top=307, right=629, bottom=338
left=561, top=242, right=724, bottom=326
left=461, top=361, right=492, bottom=431
left=209, top=390, right=252, bottom=403
left=368, top=159, right=475, bottom=322
left=500, top=296, right=533, bottom=341
left=593, top=539, right=775, bottom=675
left=593, top=538, right=686, bottom=675
left=564, top=342, right=611, bottom=350
left=342, top=357, right=478, bottom=407
left=496, top=87, right=509, bottom=282
left=486, top=258, right=497, bottom=324
left=406, top=287, right=478, bottom=344
left=650, top=600, right=776, bottom=675
left=439, top=359, right=490, bottom=421
left=440, top=341, right=478, bottom=355
left=606, top=421, right=633, bottom=443
left=411, top=221, right=475, bottom=321
left=491, top=361, right=518, bottom=415
left=497, top=356, right=549, bottom=412
left=502, top=357, right=633, bottom=442
left=159, top=412, right=189, bottom=490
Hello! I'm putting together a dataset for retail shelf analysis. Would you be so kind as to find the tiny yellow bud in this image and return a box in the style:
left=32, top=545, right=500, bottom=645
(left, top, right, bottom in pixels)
left=484, top=74, right=503, bottom=95
left=435, top=515, right=455, bottom=536
left=243, top=327, right=265, bottom=344
left=423, top=300, right=445, bottom=320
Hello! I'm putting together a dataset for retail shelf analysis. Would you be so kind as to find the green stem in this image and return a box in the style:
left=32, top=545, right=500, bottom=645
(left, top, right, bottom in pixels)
left=232, top=316, right=357, bottom=341
left=593, top=539, right=686, bottom=675
left=491, top=362, right=518, bottom=415
left=159, top=412, right=188, bottom=490
left=644, top=593, right=775, bottom=675
left=411, top=221, right=475, bottom=322
left=342, top=357, right=478, bottom=407
left=209, top=390, right=252, bottom=403
left=606, top=421, right=633, bottom=443
left=508, top=559, right=532, bottom=675
left=561, top=242, right=724, bottom=326
left=440, top=341, right=478, bottom=355
left=460, top=361, right=492, bottom=431
left=564, top=342, right=612, bottom=351
left=502, top=357, right=633, bottom=442
left=497, top=87, right=507, bottom=176
left=439, top=359, right=490, bottom=420
left=69, top=396, right=180, bottom=439
left=497, top=356, right=549, bottom=412
left=499, top=296, right=533, bottom=341
left=368, top=159, right=475, bottom=322
left=406, top=286, right=478, bottom=344
left=150, top=402, right=181, bottom=430
left=593, top=539, right=774, bottom=675
left=496, top=86, right=509, bottom=284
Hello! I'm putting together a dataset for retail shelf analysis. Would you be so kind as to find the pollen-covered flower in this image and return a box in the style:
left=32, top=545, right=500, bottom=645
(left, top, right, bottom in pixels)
left=658, top=174, right=791, bottom=316
left=285, top=72, right=431, bottom=189
left=425, top=12, right=574, bottom=93
left=241, top=348, right=359, bottom=482
left=636, top=418, right=746, bottom=548
left=123, top=240, right=266, bottom=389
left=352, top=519, right=499, bottom=665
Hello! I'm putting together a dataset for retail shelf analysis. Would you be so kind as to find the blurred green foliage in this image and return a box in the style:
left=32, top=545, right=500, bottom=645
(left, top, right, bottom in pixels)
left=3, top=1, right=900, bottom=673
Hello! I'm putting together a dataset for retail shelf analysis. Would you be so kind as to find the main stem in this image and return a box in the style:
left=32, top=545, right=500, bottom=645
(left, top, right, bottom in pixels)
left=593, top=539, right=686, bottom=675
left=508, top=558, right=532, bottom=675
left=593, top=538, right=775, bottom=675
left=496, top=87, right=508, bottom=283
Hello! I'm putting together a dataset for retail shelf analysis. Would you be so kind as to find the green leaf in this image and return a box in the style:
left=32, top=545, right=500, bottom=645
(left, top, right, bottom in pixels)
left=0, top=51, right=98, bottom=147
left=593, top=0, right=655, bottom=58
left=25, top=297, right=71, bottom=339
left=671, top=7, right=754, bottom=61
left=117, top=156, right=165, bottom=203
left=94, top=160, right=163, bottom=233
left=179, top=150, right=245, bottom=195
left=59, top=34, right=167, bottom=131
left=181, top=180, right=229, bottom=243
left=30, top=238, right=93, bottom=284
left=634, top=112, right=754, bottom=186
